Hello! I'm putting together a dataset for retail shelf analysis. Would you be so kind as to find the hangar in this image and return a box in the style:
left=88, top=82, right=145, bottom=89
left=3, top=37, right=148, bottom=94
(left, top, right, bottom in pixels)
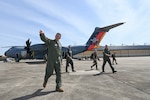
left=74, top=45, right=150, bottom=59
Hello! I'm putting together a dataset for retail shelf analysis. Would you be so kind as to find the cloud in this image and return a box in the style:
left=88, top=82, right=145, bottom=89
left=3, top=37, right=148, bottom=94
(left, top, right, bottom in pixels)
left=0, top=0, right=150, bottom=55
left=24, top=0, right=100, bottom=45
left=85, top=0, right=150, bottom=45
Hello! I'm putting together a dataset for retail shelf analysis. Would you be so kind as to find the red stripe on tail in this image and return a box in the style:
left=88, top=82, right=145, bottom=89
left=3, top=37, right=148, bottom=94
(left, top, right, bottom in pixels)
left=87, top=31, right=106, bottom=50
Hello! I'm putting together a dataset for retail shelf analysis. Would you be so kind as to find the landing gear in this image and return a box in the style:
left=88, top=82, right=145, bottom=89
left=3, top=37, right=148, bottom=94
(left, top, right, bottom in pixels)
left=15, top=53, right=20, bottom=62
left=43, top=54, right=47, bottom=62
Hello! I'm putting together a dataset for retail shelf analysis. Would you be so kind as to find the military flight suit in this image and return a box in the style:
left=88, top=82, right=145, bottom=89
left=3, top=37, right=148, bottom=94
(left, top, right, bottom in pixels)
left=102, top=48, right=115, bottom=73
left=112, top=53, right=117, bottom=65
left=91, top=51, right=100, bottom=70
left=40, top=34, right=62, bottom=89
left=66, top=48, right=75, bottom=72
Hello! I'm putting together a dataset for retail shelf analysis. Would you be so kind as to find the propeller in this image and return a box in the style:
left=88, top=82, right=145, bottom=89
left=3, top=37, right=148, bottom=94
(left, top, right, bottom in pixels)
left=24, top=38, right=32, bottom=55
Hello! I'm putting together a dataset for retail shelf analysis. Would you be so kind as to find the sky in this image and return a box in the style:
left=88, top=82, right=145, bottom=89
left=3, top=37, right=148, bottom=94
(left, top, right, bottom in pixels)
left=0, top=0, right=150, bottom=55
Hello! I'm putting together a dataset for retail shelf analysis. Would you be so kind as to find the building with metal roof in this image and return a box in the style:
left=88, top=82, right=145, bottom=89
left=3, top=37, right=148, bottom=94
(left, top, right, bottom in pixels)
left=74, top=45, right=150, bottom=59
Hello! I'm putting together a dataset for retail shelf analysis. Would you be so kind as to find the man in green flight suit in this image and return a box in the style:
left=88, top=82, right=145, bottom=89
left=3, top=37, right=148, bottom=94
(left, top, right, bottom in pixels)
left=39, top=30, right=64, bottom=92
left=102, top=45, right=117, bottom=73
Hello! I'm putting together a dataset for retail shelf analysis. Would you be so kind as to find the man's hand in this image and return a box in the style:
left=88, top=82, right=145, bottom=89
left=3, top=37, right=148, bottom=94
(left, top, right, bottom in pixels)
left=39, top=30, right=44, bottom=35
left=105, top=53, right=111, bottom=57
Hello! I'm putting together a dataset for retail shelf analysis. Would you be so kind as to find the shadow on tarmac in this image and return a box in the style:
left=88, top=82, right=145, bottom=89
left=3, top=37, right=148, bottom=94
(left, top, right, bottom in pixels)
left=12, top=89, right=56, bottom=100
left=93, top=72, right=103, bottom=76
left=93, top=72, right=114, bottom=76
left=25, top=61, right=46, bottom=64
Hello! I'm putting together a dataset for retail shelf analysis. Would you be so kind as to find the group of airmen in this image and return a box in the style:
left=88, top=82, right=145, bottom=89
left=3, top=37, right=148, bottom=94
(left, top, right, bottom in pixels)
left=90, top=45, right=117, bottom=73
left=39, top=30, right=117, bottom=92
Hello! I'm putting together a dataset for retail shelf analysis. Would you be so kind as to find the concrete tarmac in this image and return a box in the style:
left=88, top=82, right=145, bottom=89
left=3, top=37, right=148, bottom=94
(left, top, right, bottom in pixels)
left=0, top=57, right=150, bottom=100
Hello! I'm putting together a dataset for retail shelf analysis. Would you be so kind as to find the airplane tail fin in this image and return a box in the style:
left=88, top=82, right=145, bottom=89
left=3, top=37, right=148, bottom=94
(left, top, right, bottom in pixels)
left=86, top=22, right=124, bottom=50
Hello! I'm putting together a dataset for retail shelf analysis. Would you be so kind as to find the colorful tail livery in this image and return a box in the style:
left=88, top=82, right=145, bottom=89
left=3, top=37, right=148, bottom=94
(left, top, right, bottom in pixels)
left=86, top=22, right=124, bottom=50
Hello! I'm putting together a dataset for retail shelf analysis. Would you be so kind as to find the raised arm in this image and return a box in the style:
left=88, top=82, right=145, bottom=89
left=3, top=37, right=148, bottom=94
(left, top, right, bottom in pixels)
left=39, top=30, right=49, bottom=43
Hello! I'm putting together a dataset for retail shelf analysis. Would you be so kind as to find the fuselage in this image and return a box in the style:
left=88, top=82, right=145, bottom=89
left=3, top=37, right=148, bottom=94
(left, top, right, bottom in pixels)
left=4, top=44, right=89, bottom=62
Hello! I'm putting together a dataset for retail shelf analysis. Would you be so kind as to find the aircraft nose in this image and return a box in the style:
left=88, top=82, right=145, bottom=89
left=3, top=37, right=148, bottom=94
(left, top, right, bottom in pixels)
left=4, top=51, right=8, bottom=56
left=4, top=49, right=10, bottom=57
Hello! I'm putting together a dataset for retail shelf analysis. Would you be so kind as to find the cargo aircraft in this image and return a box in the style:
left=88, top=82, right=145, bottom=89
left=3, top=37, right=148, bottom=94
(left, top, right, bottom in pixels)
left=4, top=22, right=124, bottom=62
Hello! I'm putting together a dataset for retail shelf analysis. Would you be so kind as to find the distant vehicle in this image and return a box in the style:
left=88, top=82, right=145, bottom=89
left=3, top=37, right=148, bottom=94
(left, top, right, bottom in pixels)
left=4, top=22, right=124, bottom=62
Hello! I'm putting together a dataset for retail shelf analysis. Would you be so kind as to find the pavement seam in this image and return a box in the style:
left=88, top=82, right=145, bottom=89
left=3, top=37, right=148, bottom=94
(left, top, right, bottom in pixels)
left=107, top=74, right=150, bottom=95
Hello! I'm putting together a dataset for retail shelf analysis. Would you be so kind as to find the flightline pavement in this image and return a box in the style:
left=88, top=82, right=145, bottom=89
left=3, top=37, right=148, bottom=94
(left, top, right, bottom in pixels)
left=0, top=57, right=150, bottom=100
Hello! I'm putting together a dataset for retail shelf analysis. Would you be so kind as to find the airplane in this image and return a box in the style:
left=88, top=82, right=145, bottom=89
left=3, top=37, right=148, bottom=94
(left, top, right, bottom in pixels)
left=4, top=22, right=124, bottom=62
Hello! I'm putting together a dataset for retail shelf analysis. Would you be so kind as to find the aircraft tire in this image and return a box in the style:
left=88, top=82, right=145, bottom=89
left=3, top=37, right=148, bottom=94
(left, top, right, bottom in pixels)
left=15, top=58, right=20, bottom=62
left=43, top=54, right=47, bottom=62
